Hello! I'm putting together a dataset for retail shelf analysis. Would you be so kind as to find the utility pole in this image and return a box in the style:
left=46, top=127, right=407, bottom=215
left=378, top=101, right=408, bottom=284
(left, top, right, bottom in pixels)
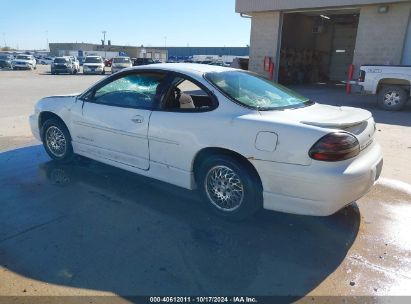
left=102, top=30, right=107, bottom=58
left=45, top=30, right=49, bottom=50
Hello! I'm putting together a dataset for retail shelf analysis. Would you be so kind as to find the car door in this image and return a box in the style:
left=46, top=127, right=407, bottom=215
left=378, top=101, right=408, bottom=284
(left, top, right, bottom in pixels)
left=72, top=71, right=167, bottom=170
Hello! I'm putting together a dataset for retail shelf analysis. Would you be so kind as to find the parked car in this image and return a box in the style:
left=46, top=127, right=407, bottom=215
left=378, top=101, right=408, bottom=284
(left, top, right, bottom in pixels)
left=68, top=56, right=80, bottom=73
left=104, top=58, right=113, bottom=67
left=51, top=57, right=77, bottom=75
left=0, top=55, right=13, bottom=69
left=355, top=65, right=411, bottom=111
left=133, top=58, right=154, bottom=66
left=111, top=56, right=132, bottom=74
left=12, top=54, right=37, bottom=70
left=39, top=57, right=55, bottom=65
left=83, top=56, right=105, bottom=75
left=29, top=64, right=383, bottom=220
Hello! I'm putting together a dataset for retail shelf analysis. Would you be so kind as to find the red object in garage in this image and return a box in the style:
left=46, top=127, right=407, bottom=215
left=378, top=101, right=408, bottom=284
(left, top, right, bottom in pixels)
left=269, top=62, right=275, bottom=81
left=346, top=64, right=355, bottom=94
left=264, top=56, right=272, bottom=72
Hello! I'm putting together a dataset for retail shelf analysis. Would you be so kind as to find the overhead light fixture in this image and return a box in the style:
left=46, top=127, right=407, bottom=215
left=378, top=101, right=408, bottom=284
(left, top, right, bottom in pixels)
left=320, top=15, right=330, bottom=19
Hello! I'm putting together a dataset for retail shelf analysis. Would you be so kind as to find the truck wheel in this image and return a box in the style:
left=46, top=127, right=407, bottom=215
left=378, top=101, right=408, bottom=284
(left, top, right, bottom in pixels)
left=378, top=86, right=408, bottom=111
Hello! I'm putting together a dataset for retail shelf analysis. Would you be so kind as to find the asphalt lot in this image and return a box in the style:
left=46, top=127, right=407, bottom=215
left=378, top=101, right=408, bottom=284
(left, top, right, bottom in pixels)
left=0, top=65, right=411, bottom=301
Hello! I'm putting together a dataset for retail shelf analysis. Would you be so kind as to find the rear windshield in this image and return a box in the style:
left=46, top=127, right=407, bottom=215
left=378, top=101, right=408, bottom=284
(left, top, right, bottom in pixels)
left=85, top=57, right=102, bottom=63
left=205, top=71, right=311, bottom=110
left=54, top=58, right=68, bottom=63
left=113, top=57, right=130, bottom=63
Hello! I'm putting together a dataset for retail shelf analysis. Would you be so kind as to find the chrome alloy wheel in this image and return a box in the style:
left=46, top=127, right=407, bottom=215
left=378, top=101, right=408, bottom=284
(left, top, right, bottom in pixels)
left=45, top=126, right=67, bottom=157
left=383, top=91, right=401, bottom=107
left=204, top=165, right=244, bottom=212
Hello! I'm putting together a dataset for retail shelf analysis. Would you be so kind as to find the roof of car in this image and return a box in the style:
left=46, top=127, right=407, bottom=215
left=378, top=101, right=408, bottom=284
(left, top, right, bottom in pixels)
left=131, top=63, right=237, bottom=75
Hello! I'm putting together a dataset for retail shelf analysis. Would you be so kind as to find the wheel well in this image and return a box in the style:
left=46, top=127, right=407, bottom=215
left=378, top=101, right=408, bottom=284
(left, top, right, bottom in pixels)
left=377, top=78, right=410, bottom=93
left=192, top=147, right=263, bottom=191
left=38, top=112, right=69, bottom=139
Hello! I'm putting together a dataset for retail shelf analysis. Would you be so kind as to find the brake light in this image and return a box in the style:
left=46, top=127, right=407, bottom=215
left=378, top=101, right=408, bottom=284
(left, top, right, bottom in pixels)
left=358, top=70, right=366, bottom=82
left=309, top=132, right=360, bottom=162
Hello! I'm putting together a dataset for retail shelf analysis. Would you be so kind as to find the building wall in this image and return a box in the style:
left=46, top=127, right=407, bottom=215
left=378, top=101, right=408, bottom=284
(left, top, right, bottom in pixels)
left=249, top=11, right=282, bottom=77
left=236, top=0, right=410, bottom=13
left=353, top=2, right=411, bottom=67
left=402, top=13, right=411, bottom=65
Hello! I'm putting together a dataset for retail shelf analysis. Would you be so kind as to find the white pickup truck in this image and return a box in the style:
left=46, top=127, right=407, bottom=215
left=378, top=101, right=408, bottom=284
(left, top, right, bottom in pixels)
left=356, top=65, right=411, bottom=111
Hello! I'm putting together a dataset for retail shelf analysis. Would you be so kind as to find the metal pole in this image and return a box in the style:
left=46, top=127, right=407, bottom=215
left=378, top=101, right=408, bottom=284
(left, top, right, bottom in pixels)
left=102, top=30, right=107, bottom=58
left=45, top=30, right=48, bottom=50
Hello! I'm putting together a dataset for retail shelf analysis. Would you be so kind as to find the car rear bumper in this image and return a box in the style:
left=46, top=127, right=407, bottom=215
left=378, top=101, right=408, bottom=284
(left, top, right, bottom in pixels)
left=251, top=141, right=383, bottom=216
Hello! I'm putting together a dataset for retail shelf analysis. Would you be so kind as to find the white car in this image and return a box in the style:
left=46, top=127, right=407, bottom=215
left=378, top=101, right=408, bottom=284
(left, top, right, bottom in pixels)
left=68, top=56, right=80, bottom=72
left=83, top=56, right=105, bottom=75
left=39, top=57, right=55, bottom=65
left=29, top=64, right=383, bottom=220
left=12, top=54, right=37, bottom=70
left=111, top=56, right=132, bottom=74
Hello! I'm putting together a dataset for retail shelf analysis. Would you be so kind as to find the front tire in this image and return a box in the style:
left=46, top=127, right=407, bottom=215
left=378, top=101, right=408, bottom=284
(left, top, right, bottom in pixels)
left=42, top=119, right=74, bottom=163
left=197, top=155, right=262, bottom=220
left=378, top=85, right=408, bottom=111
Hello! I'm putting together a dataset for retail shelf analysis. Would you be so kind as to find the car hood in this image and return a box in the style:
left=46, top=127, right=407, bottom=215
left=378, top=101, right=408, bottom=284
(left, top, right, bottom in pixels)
left=13, top=59, right=32, bottom=63
left=259, top=103, right=372, bottom=128
left=44, top=93, right=80, bottom=99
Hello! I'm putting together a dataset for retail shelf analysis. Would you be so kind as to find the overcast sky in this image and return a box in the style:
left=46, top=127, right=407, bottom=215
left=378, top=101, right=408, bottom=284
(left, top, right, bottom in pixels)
left=0, top=0, right=251, bottom=50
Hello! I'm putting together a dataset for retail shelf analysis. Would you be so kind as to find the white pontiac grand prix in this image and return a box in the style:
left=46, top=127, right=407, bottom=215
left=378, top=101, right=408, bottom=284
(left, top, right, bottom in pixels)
left=30, top=64, right=383, bottom=219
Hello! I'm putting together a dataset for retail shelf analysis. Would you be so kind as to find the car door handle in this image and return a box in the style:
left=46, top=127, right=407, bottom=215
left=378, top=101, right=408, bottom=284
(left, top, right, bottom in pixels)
left=131, top=115, right=144, bottom=124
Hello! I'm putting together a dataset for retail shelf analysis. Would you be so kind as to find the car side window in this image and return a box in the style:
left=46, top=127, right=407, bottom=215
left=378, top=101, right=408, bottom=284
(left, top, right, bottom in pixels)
left=93, top=72, right=166, bottom=109
left=163, top=77, right=216, bottom=111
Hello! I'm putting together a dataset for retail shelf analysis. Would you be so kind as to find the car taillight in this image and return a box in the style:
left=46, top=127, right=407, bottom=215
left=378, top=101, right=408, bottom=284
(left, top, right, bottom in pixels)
left=358, top=70, right=366, bottom=82
left=309, top=132, right=360, bottom=162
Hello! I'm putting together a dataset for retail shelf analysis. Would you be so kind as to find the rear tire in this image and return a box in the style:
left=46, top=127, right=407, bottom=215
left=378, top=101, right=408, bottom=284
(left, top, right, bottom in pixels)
left=41, top=118, right=74, bottom=163
left=197, top=155, right=262, bottom=220
left=378, top=85, right=408, bottom=111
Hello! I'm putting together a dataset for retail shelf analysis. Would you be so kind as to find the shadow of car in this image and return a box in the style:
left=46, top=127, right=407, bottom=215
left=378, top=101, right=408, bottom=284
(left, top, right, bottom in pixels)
left=0, top=145, right=360, bottom=297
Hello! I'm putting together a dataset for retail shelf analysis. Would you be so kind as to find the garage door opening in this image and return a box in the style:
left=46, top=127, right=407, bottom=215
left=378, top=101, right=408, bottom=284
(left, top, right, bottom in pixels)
left=278, top=9, right=360, bottom=85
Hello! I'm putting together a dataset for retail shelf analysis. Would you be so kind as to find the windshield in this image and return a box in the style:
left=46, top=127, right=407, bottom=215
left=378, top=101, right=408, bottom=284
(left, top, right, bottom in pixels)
left=113, top=57, right=130, bottom=63
left=0, top=55, right=10, bottom=60
left=54, top=58, right=68, bottom=63
left=16, top=55, right=31, bottom=60
left=205, top=71, right=311, bottom=110
left=85, top=57, right=102, bottom=63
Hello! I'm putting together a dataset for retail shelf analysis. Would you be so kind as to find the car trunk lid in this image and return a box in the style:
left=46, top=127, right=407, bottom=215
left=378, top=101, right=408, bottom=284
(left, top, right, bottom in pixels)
left=259, top=103, right=375, bottom=151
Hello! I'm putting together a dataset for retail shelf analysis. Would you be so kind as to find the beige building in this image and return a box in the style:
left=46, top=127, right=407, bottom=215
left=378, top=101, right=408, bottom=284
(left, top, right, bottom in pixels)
left=236, top=0, right=411, bottom=83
